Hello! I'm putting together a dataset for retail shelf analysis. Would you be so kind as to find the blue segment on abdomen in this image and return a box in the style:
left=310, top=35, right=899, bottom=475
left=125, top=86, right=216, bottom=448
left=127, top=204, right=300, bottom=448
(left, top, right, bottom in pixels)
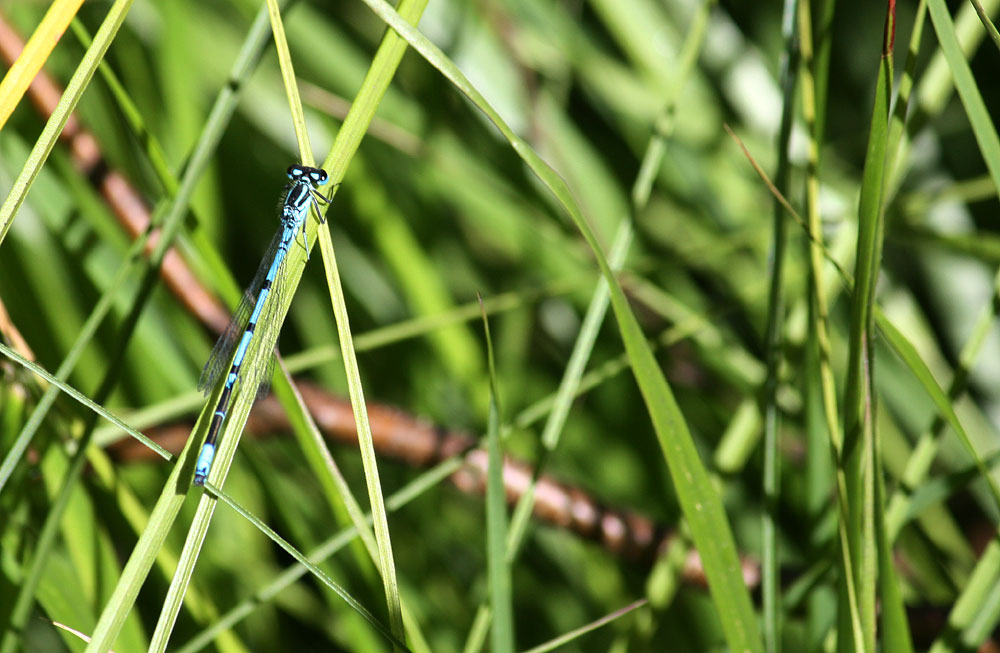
left=194, top=442, right=216, bottom=486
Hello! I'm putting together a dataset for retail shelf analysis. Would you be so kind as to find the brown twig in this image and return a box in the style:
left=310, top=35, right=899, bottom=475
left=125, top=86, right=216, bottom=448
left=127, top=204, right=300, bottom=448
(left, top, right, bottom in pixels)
left=107, top=381, right=760, bottom=584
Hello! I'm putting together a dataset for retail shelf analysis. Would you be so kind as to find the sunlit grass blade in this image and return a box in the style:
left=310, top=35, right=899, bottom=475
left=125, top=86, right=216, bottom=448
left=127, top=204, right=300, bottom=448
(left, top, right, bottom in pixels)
left=85, top=3, right=298, bottom=648
left=309, top=0, right=437, bottom=646
left=874, top=309, right=1000, bottom=508
left=155, top=0, right=432, bottom=648
left=927, top=541, right=1000, bottom=651
left=0, top=342, right=167, bottom=459
left=0, top=229, right=155, bottom=496
left=0, top=0, right=85, bottom=130
left=284, top=0, right=436, bottom=646
left=0, top=0, right=134, bottom=248
left=272, top=355, right=433, bottom=652
left=969, top=0, right=1000, bottom=51
left=348, top=152, right=483, bottom=384
left=84, top=453, right=192, bottom=652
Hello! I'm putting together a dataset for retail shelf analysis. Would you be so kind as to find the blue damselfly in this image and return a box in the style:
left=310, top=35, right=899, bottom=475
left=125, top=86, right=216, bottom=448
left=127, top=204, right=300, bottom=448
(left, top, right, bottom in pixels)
left=194, top=164, right=330, bottom=486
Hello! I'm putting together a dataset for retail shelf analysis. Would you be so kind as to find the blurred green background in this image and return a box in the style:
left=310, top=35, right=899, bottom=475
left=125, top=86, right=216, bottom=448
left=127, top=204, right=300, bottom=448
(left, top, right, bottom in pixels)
left=2, top=0, right=1000, bottom=650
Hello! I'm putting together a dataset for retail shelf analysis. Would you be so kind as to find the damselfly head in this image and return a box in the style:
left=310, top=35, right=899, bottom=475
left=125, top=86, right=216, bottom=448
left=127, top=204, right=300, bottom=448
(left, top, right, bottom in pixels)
left=287, top=164, right=329, bottom=186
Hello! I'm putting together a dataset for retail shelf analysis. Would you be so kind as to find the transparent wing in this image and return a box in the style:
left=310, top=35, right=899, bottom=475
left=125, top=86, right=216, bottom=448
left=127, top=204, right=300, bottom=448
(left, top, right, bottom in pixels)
left=198, top=286, right=252, bottom=395
left=198, top=226, right=288, bottom=395
left=237, top=273, right=287, bottom=402
left=257, top=350, right=277, bottom=400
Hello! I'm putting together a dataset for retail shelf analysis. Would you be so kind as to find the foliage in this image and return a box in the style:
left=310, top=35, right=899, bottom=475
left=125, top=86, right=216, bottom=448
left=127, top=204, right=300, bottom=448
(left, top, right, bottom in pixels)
left=1, top=0, right=1000, bottom=651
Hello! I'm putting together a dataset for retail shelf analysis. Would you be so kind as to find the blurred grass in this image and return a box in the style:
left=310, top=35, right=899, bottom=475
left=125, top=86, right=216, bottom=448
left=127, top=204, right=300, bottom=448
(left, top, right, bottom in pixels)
left=2, top=0, right=1000, bottom=651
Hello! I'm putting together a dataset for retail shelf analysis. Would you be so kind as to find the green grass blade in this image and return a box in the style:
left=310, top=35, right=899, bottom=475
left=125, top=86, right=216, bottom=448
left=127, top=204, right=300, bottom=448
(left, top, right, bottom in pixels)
left=163, top=0, right=433, bottom=648
left=926, top=0, right=1000, bottom=195
left=519, top=599, right=647, bottom=653
left=762, top=1, right=799, bottom=649
left=480, top=299, right=513, bottom=653
left=0, top=342, right=168, bottom=459
left=874, top=448, right=914, bottom=653
left=206, top=483, right=412, bottom=652
left=351, top=2, right=764, bottom=651
left=174, top=458, right=462, bottom=653
left=969, top=0, right=1000, bottom=51
left=348, top=152, right=483, bottom=385
left=86, top=3, right=291, bottom=647
left=85, top=457, right=191, bottom=652
left=840, top=6, right=892, bottom=650
left=875, top=309, right=1000, bottom=508
left=0, top=230, right=154, bottom=495
left=272, top=355, right=432, bottom=652
left=310, top=0, right=436, bottom=647
left=927, top=541, right=1000, bottom=652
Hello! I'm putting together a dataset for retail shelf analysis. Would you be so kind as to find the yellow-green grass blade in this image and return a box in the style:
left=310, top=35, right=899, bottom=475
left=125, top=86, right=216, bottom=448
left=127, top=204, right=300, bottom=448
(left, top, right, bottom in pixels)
left=969, top=0, right=1000, bottom=51
left=0, top=342, right=168, bottom=459
left=84, top=2, right=303, bottom=647
left=0, top=0, right=134, bottom=248
left=157, top=0, right=432, bottom=649
left=347, top=152, right=483, bottom=387
left=0, top=227, right=154, bottom=496
left=761, top=0, right=799, bottom=648
left=272, top=355, right=433, bottom=652
left=0, top=0, right=85, bottom=130
left=310, top=0, right=436, bottom=647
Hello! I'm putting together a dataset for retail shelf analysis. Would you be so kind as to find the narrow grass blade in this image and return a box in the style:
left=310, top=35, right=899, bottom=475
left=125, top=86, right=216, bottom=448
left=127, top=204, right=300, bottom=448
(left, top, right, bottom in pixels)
left=88, top=3, right=290, bottom=648
left=0, top=0, right=134, bottom=248
left=519, top=599, right=647, bottom=653
left=969, top=0, right=1000, bottom=51
left=762, top=1, right=800, bottom=649
left=874, top=309, right=1000, bottom=508
left=85, top=453, right=193, bottom=652
left=479, top=298, right=513, bottom=653
left=839, top=5, right=893, bottom=650
left=0, top=0, right=85, bottom=130
left=0, top=342, right=168, bottom=460
left=927, top=541, right=1000, bottom=652
left=175, top=458, right=462, bottom=653
left=874, top=445, right=914, bottom=653
left=272, top=355, right=433, bottom=652
left=926, top=0, right=1000, bottom=195
left=206, top=483, right=412, bottom=652
left=0, top=229, right=157, bottom=496
left=353, top=2, right=764, bottom=651
left=312, top=0, right=437, bottom=648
